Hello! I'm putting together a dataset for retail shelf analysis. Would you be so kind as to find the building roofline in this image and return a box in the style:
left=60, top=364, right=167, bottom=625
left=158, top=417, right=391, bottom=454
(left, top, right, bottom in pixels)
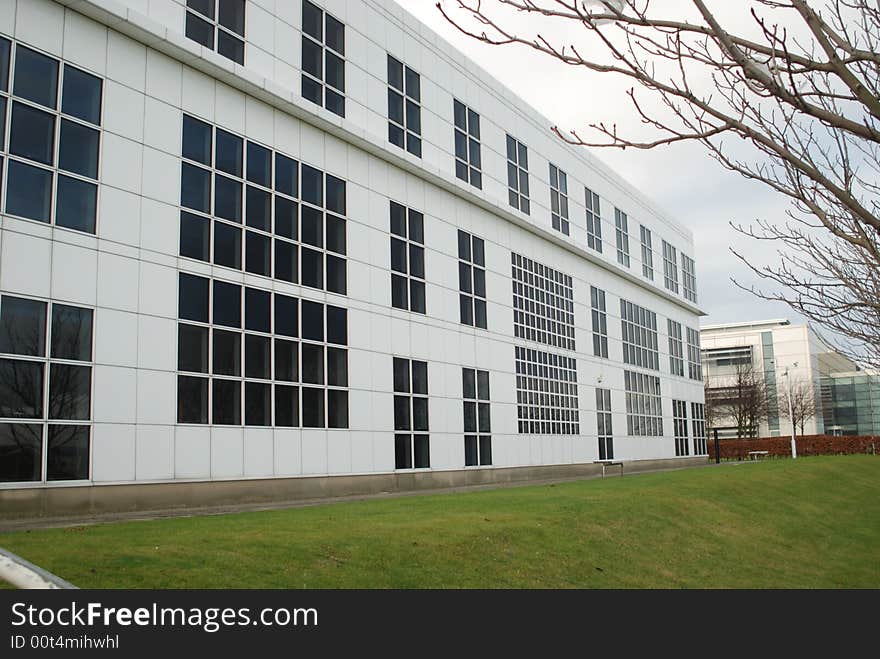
left=701, top=319, right=791, bottom=331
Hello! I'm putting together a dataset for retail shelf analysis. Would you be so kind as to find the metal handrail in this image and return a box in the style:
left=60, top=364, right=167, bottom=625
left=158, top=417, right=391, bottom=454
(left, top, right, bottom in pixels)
left=0, top=547, right=78, bottom=589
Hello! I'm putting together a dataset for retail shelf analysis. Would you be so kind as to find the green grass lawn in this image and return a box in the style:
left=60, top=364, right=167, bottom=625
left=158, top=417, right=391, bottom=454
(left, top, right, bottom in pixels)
left=2, top=456, right=878, bottom=588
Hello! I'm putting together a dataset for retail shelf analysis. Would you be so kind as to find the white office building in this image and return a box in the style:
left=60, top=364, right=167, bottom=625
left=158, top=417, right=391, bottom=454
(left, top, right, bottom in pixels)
left=0, top=0, right=704, bottom=513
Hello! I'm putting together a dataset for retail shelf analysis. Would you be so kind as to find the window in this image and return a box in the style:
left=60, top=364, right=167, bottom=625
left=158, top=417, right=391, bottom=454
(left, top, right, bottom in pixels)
left=453, top=99, right=481, bottom=189
left=463, top=368, right=491, bottom=466
left=668, top=319, right=684, bottom=377
left=662, top=240, right=679, bottom=293
left=585, top=188, right=602, bottom=253
left=686, top=327, right=702, bottom=381
left=179, top=115, right=347, bottom=295
left=691, top=402, right=707, bottom=455
left=511, top=253, right=575, bottom=350
left=549, top=164, right=569, bottom=235
left=624, top=370, right=663, bottom=437
left=640, top=225, right=654, bottom=280
left=614, top=208, right=630, bottom=267
left=596, top=388, right=613, bottom=460
left=393, top=357, right=429, bottom=469
left=0, top=295, right=93, bottom=483
left=302, top=0, right=345, bottom=117
left=515, top=346, right=579, bottom=435
left=590, top=286, right=608, bottom=359
left=506, top=135, right=529, bottom=214
left=620, top=299, right=659, bottom=371
left=2, top=40, right=103, bottom=234
left=387, top=55, right=421, bottom=157
left=185, top=0, right=245, bottom=65
left=673, top=399, right=689, bottom=456
left=176, top=274, right=349, bottom=428
left=390, top=201, right=425, bottom=314
left=682, top=255, right=698, bottom=303
left=458, top=230, right=487, bottom=329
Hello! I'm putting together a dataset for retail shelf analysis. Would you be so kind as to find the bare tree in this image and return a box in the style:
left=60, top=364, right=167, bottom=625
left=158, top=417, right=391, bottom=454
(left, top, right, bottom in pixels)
left=779, top=376, right=819, bottom=436
left=438, top=0, right=880, bottom=365
left=705, top=361, right=772, bottom=438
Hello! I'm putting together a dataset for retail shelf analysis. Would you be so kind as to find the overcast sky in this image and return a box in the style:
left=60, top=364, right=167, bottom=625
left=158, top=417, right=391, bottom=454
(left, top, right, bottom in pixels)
left=398, top=1, right=805, bottom=328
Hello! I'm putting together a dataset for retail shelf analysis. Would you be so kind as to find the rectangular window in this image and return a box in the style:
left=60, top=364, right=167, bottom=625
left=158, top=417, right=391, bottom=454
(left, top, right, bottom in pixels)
left=511, top=253, right=575, bottom=351
left=686, top=327, right=702, bottom=381
left=662, top=240, right=679, bottom=294
left=691, top=402, right=707, bottom=455
left=179, top=115, right=347, bottom=296
left=624, top=370, right=663, bottom=437
left=549, top=164, right=569, bottom=236
left=673, top=399, right=689, bottom=456
left=668, top=319, right=684, bottom=377
left=463, top=367, right=491, bottom=466
left=2, top=40, right=103, bottom=234
left=615, top=208, right=630, bottom=267
left=620, top=299, right=659, bottom=371
left=301, top=0, right=345, bottom=117
left=585, top=188, right=602, bottom=253
left=185, top=0, right=245, bottom=65
left=682, top=254, right=698, bottom=303
left=515, top=346, right=579, bottom=435
left=387, top=55, right=421, bottom=157
left=453, top=99, right=481, bottom=189
left=390, top=201, right=426, bottom=314
left=640, top=225, right=654, bottom=280
left=506, top=135, right=529, bottom=214
left=458, top=230, right=487, bottom=329
left=596, top=388, right=613, bottom=460
left=0, top=295, right=93, bottom=483
left=590, top=286, right=608, bottom=359
left=393, top=357, right=429, bottom=469
left=176, top=275, right=349, bottom=429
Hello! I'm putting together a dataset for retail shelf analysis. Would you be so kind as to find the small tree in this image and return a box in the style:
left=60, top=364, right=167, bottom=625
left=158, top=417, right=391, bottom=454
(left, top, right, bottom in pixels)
left=779, top=377, right=818, bottom=436
left=706, top=361, right=772, bottom=438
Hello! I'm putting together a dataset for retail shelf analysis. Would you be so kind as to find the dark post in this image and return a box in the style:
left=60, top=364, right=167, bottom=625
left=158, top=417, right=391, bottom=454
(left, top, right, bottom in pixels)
left=714, top=428, right=720, bottom=464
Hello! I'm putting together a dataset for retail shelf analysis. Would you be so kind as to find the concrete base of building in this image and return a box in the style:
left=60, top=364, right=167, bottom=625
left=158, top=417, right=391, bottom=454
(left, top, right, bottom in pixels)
left=0, top=457, right=707, bottom=521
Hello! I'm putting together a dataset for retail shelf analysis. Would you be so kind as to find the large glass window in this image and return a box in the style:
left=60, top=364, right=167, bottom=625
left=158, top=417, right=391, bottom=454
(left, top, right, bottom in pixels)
left=387, top=55, right=421, bottom=157
left=596, top=388, right=613, bottom=460
left=624, top=370, right=663, bottom=437
left=615, top=208, right=630, bottom=267
left=590, top=286, right=608, bottom=359
left=506, top=135, right=530, bottom=214
left=511, top=253, right=575, bottom=350
left=301, top=0, right=345, bottom=117
left=620, top=299, right=659, bottom=371
left=389, top=201, right=426, bottom=314
left=515, top=346, right=579, bottom=435
left=673, top=399, right=689, bottom=456
left=463, top=368, right=491, bottom=467
left=549, top=164, right=569, bottom=236
left=176, top=275, right=348, bottom=429
left=453, top=99, right=481, bottom=189
left=640, top=225, right=654, bottom=280
left=393, top=357, right=429, bottom=470
left=458, top=230, right=487, bottom=329
left=682, top=254, right=698, bottom=303
left=185, top=0, right=246, bottom=65
left=663, top=240, right=680, bottom=294
left=2, top=40, right=103, bottom=234
left=585, top=188, right=602, bottom=253
left=668, top=319, right=684, bottom=377
left=0, top=295, right=94, bottom=483
left=179, top=115, right=347, bottom=295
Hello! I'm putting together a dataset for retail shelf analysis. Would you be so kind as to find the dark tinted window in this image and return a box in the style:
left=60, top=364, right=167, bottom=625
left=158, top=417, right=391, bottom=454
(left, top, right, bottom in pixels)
left=411, top=361, right=428, bottom=394
left=46, top=425, right=90, bottom=480
left=217, top=29, right=244, bottom=65
left=50, top=305, right=93, bottom=361
left=301, top=387, right=324, bottom=427
left=247, top=141, right=271, bottom=187
left=0, top=359, right=44, bottom=418
left=178, top=375, right=208, bottom=423
left=55, top=176, right=97, bottom=234
left=245, top=232, right=270, bottom=276
left=213, top=379, right=240, bottom=424
left=215, top=128, right=243, bottom=177
left=61, top=66, right=102, bottom=125
left=274, top=294, right=298, bottom=338
left=59, top=120, right=99, bottom=178
left=185, top=12, right=214, bottom=49
left=0, top=38, right=10, bottom=93
left=10, top=102, right=55, bottom=165
left=0, top=423, right=42, bottom=482
left=14, top=45, right=58, bottom=109
left=0, top=296, right=47, bottom=357
left=212, top=280, right=241, bottom=328
left=245, top=186, right=270, bottom=230
left=326, top=14, right=344, bottom=55
left=212, top=329, right=240, bottom=376
left=213, top=222, right=241, bottom=269
left=179, top=273, right=209, bottom=323
left=327, top=306, right=347, bottom=345
left=182, top=115, right=212, bottom=165
left=214, top=174, right=242, bottom=222
left=219, top=0, right=246, bottom=35
left=5, top=161, right=52, bottom=223
left=275, top=385, right=299, bottom=427
left=301, top=300, right=323, bottom=341
left=301, top=164, right=322, bottom=206
left=302, top=0, right=322, bottom=40
left=326, top=175, right=345, bottom=214
left=275, top=153, right=298, bottom=197
left=328, top=389, right=348, bottom=428
left=181, top=163, right=211, bottom=213
left=244, top=287, right=271, bottom=333
left=245, top=382, right=271, bottom=426
left=244, top=334, right=270, bottom=379
left=393, top=357, right=409, bottom=393
left=301, top=343, right=324, bottom=384
left=178, top=324, right=208, bottom=372
left=48, top=363, right=91, bottom=420
left=274, top=339, right=298, bottom=382
left=180, top=211, right=210, bottom=261
left=327, top=347, right=347, bottom=386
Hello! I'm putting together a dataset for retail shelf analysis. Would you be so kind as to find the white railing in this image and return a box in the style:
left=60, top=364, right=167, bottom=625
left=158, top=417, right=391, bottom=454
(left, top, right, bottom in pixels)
left=0, top=547, right=77, bottom=589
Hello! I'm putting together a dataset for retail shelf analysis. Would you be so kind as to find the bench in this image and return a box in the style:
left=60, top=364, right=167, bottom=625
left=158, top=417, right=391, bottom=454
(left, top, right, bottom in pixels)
left=747, top=450, right=769, bottom=460
left=593, top=460, right=624, bottom=478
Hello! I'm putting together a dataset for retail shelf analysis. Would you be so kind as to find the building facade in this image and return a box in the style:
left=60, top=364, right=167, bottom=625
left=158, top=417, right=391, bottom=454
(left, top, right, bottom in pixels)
left=700, top=319, right=856, bottom=438
left=0, top=0, right=704, bottom=505
left=821, top=370, right=880, bottom=436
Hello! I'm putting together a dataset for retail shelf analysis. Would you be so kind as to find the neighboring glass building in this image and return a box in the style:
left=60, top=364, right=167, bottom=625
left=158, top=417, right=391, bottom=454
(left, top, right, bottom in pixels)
left=821, top=371, right=880, bottom=436
left=0, top=0, right=704, bottom=509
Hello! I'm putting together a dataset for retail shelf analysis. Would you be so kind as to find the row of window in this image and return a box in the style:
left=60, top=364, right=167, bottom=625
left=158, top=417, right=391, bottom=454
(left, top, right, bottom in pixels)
left=0, top=295, right=93, bottom=483
left=511, top=253, right=576, bottom=351
left=180, top=2, right=699, bottom=303
left=674, top=400, right=707, bottom=456
left=515, top=346, right=580, bottom=435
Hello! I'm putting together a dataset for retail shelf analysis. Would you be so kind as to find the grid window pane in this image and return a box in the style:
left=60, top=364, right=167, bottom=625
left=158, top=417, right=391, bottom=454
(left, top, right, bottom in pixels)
left=46, top=425, right=89, bottom=480
left=14, top=46, right=58, bottom=109
left=55, top=176, right=97, bottom=234
left=0, top=296, right=47, bottom=357
left=0, top=423, right=42, bottom=482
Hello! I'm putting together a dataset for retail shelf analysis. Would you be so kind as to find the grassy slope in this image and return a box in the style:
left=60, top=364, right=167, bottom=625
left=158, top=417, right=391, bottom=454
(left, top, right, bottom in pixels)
left=1, top=456, right=878, bottom=588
